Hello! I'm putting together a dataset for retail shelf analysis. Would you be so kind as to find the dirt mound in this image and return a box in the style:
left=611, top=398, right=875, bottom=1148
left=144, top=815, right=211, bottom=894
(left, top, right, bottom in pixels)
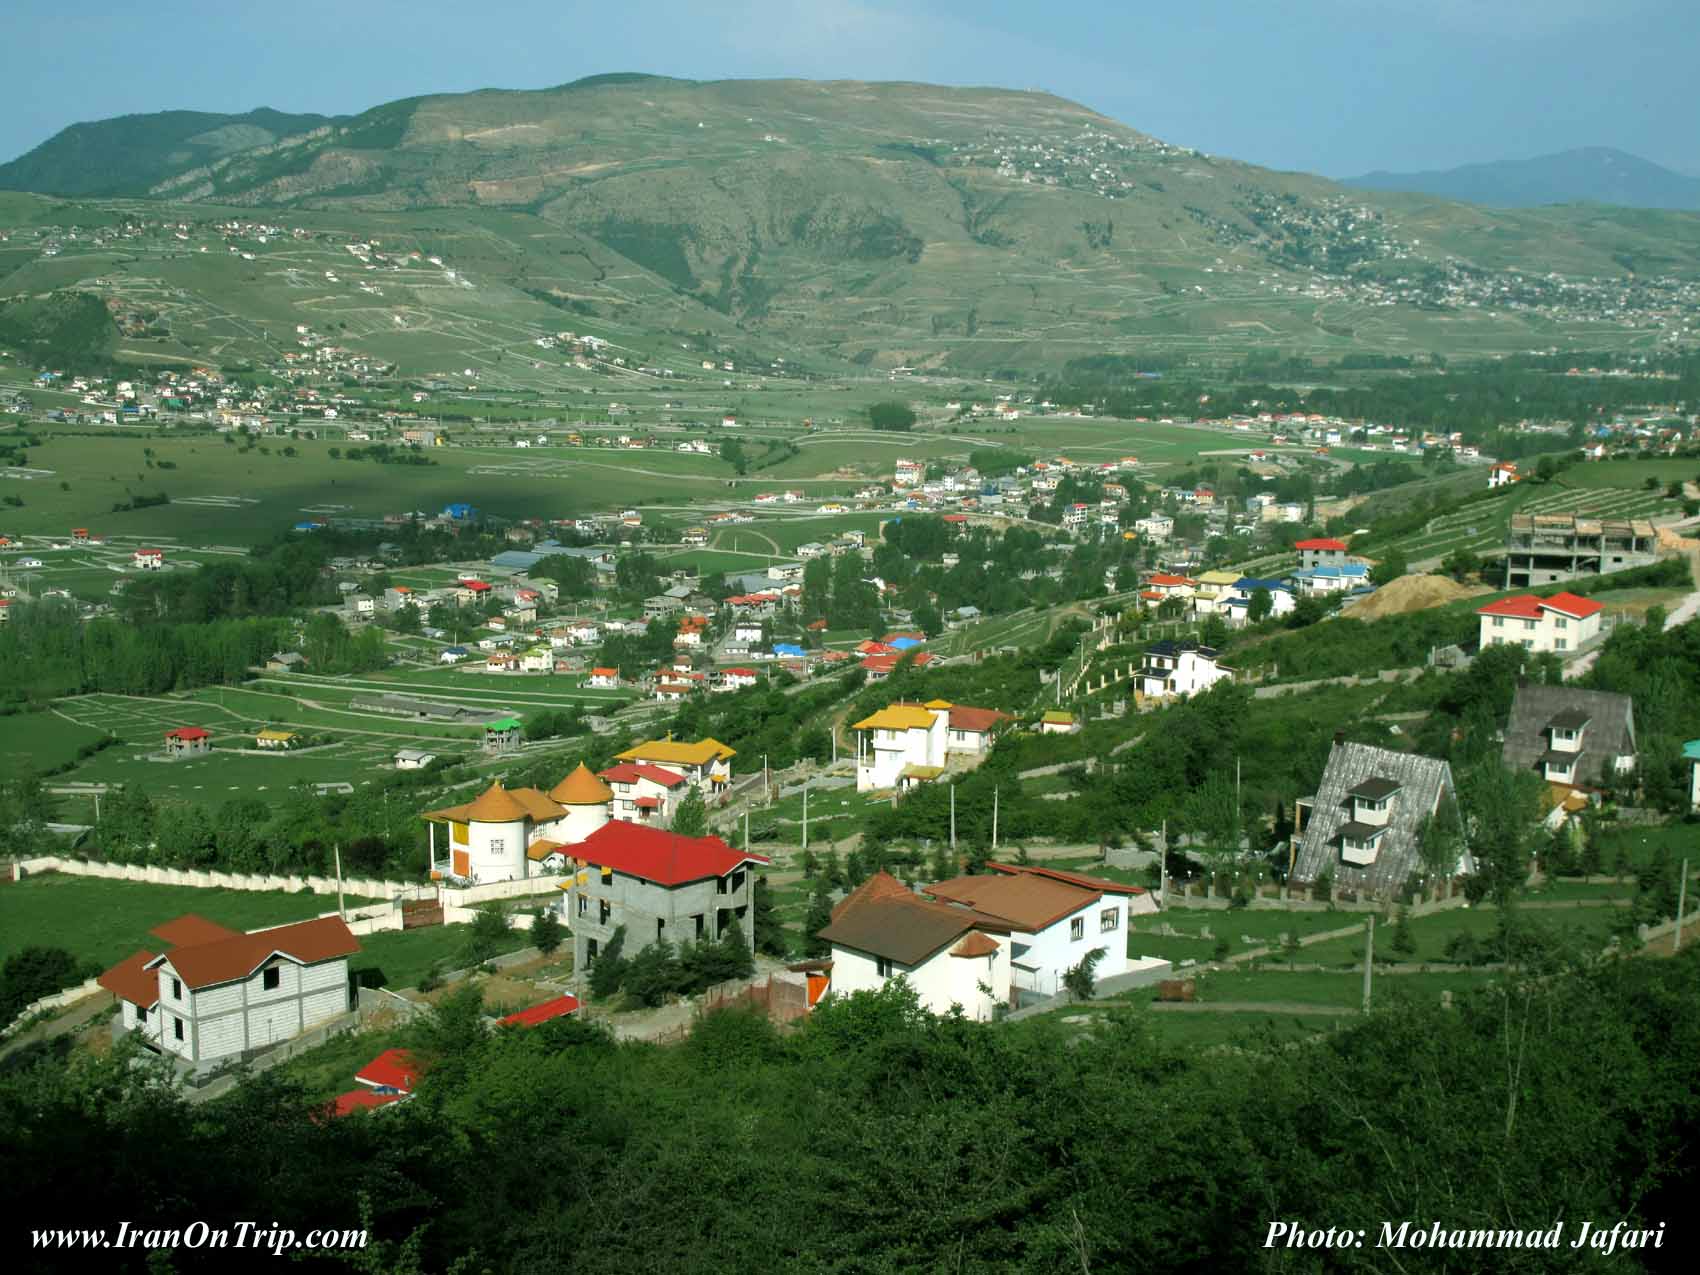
left=1656, top=526, right=1700, bottom=553
left=1342, top=573, right=1479, bottom=620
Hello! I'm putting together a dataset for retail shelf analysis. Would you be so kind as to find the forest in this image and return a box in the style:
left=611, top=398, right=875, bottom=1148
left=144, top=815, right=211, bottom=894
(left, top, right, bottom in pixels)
left=3, top=952, right=1694, bottom=1272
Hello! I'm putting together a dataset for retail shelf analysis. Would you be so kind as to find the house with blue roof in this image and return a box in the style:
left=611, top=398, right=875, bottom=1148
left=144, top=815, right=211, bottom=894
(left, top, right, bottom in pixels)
left=1288, top=563, right=1370, bottom=598
left=771, top=642, right=807, bottom=660
left=1224, top=577, right=1295, bottom=624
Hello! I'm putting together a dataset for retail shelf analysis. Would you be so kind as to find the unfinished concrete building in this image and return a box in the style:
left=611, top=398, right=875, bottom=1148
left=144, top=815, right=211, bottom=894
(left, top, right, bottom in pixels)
left=1502, top=513, right=1656, bottom=589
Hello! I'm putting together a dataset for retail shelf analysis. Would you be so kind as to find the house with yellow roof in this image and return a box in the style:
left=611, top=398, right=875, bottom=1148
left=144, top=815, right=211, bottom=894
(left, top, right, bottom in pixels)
left=255, top=728, right=298, bottom=750
left=850, top=699, right=1010, bottom=793
left=613, top=736, right=735, bottom=794
left=421, top=762, right=613, bottom=883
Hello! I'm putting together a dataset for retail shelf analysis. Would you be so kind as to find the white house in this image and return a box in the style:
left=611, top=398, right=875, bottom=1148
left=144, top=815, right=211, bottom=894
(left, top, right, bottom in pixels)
left=1136, top=640, right=1231, bottom=699
left=817, top=873, right=1011, bottom=1021
left=1476, top=591, right=1603, bottom=654
left=1223, top=577, right=1295, bottom=624
left=1294, top=537, right=1349, bottom=570
left=612, top=736, right=735, bottom=795
left=851, top=699, right=1007, bottom=792
left=923, top=864, right=1159, bottom=999
left=598, top=762, right=689, bottom=824
left=423, top=765, right=614, bottom=883
left=133, top=547, right=165, bottom=570
left=102, top=915, right=360, bottom=1067
left=587, top=666, right=621, bottom=689
left=1488, top=462, right=1520, bottom=489
left=394, top=748, right=436, bottom=770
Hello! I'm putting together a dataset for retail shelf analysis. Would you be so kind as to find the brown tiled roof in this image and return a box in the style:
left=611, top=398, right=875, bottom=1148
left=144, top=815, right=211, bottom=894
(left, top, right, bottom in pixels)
left=950, top=932, right=1000, bottom=959
left=819, top=871, right=1010, bottom=966
left=924, top=872, right=1100, bottom=932
left=148, top=914, right=240, bottom=948
left=97, top=949, right=161, bottom=1007
left=985, top=863, right=1148, bottom=896
left=148, top=916, right=359, bottom=991
left=947, top=705, right=1011, bottom=733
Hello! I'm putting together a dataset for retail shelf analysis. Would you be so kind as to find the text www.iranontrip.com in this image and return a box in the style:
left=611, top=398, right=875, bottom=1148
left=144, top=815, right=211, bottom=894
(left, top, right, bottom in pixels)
left=32, top=1222, right=367, bottom=1256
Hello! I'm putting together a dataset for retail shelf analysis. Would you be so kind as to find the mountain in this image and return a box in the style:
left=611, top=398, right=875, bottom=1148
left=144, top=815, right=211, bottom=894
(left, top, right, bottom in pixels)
left=2, top=78, right=1699, bottom=374
left=0, top=107, right=341, bottom=198
left=1343, top=147, right=1700, bottom=211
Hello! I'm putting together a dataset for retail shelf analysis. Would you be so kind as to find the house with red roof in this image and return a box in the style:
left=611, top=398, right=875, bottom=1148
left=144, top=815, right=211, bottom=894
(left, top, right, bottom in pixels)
left=816, top=872, right=1011, bottom=1020
left=554, top=820, right=770, bottom=972
left=133, top=547, right=164, bottom=570
left=499, top=994, right=580, bottom=1028
left=1295, top=538, right=1349, bottom=570
left=717, top=667, right=759, bottom=691
left=598, top=761, right=690, bottom=824
left=1488, top=461, right=1520, bottom=489
left=1477, top=591, right=1604, bottom=655
left=100, top=914, right=359, bottom=1069
left=859, top=651, right=935, bottom=681
left=922, top=864, right=1160, bottom=999
left=163, top=726, right=211, bottom=758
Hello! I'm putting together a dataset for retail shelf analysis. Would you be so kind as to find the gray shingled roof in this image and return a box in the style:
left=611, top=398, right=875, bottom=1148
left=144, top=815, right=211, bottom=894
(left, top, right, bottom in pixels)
left=1292, top=741, right=1462, bottom=898
left=1502, top=685, right=1635, bottom=789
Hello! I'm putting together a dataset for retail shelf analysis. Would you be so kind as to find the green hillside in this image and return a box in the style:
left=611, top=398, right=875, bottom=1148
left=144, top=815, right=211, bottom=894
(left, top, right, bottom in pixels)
left=2, top=77, right=1698, bottom=374
left=0, top=107, right=338, bottom=198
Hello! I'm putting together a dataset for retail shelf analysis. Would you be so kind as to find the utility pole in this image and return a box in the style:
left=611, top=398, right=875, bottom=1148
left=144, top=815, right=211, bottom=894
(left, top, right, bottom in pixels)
left=1159, top=819, right=1167, bottom=905
left=743, top=807, right=750, bottom=853
left=334, top=844, right=346, bottom=922
left=949, top=783, right=957, bottom=851
left=992, top=786, right=999, bottom=851
left=802, top=785, right=809, bottom=852
left=1361, top=915, right=1375, bottom=1012
left=1676, top=858, right=1690, bottom=953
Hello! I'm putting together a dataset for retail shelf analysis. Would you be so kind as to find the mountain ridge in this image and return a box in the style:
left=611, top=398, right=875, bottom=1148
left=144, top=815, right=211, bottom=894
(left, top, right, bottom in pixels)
left=1343, top=146, right=1700, bottom=211
left=0, top=78, right=1697, bottom=373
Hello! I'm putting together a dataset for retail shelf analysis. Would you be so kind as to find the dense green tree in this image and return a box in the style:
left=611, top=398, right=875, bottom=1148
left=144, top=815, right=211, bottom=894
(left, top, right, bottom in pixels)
left=671, top=787, right=708, bottom=837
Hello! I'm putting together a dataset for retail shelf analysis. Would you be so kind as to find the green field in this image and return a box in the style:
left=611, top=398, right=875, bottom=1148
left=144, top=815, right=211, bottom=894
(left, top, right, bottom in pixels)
left=0, top=873, right=356, bottom=971
left=0, top=709, right=112, bottom=775
left=349, top=923, right=530, bottom=991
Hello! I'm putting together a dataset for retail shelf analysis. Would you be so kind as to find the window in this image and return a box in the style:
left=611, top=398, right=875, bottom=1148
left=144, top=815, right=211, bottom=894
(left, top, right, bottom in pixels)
left=1100, top=908, right=1120, bottom=933
left=137, top=1006, right=148, bottom=1023
left=577, top=894, right=588, bottom=917
left=656, top=918, right=666, bottom=938
left=488, top=838, right=504, bottom=856
left=1555, top=639, right=1568, bottom=651
left=875, top=956, right=894, bottom=979
left=599, top=900, right=611, bottom=925
left=694, top=914, right=704, bottom=939
left=1070, top=917, right=1085, bottom=942
left=262, top=967, right=280, bottom=992
left=171, top=978, right=182, bottom=1000
left=1554, top=617, right=1568, bottom=629
left=173, top=1018, right=184, bottom=1042
left=587, top=939, right=599, bottom=961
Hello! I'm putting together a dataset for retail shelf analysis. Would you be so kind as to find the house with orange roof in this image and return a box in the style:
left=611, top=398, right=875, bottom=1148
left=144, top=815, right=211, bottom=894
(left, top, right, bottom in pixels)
left=1476, top=591, right=1603, bottom=655
left=422, top=763, right=613, bottom=882
left=100, top=914, right=360, bottom=1069
left=922, top=864, right=1159, bottom=999
left=816, top=872, right=1011, bottom=1020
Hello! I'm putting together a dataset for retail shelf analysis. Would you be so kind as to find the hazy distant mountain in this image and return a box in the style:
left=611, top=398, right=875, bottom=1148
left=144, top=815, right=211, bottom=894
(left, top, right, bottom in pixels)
left=1344, top=147, right=1700, bottom=211
left=0, top=107, right=340, bottom=198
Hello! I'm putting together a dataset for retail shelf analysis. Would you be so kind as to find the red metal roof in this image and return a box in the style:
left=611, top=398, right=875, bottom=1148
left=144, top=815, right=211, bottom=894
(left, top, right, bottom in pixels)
left=164, top=727, right=210, bottom=741
left=598, top=762, right=687, bottom=789
left=355, top=1048, right=422, bottom=1093
left=1478, top=591, right=1602, bottom=620
left=329, top=1089, right=405, bottom=1118
left=500, top=994, right=581, bottom=1027
left=566, top=820, right=768, bottom=887
left=1295, top=538, right=1348, bottom=551
left=634, top=796, right=661, bottom=809
left=1147, top=574, right=1192, bottom=587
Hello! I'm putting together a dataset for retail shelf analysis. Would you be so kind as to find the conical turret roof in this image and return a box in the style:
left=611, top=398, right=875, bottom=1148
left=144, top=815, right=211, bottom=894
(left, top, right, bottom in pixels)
left=462, top=780, right=530, bottom=822
left=549, top=762, right=613, bottom=806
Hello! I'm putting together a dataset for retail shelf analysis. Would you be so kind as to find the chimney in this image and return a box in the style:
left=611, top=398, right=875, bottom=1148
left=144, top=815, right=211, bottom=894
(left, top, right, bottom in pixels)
left=1333, top=730, right=1345, bottom=748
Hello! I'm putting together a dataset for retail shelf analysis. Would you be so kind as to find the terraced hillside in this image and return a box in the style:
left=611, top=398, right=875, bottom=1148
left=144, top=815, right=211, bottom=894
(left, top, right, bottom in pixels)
left=2, top=77, right=1699, bottom=373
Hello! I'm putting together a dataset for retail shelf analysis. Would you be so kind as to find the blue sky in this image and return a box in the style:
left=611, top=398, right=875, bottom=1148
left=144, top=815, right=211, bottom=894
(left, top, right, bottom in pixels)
left=2, top=0, right=1695, bottom=176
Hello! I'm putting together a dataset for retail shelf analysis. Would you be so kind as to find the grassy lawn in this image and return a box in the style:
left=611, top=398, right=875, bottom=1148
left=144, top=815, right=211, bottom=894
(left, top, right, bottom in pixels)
left=348, top=924, right=530, bottom=991
left=0, top=709, right=114, bottom=776
left=1125, top=906, right=1375, bottom=964
left=1052, top=1006, right=1345, bottom=1050
left=1163, top=968, right=1502, bottom=1009
left=1587, top=822, right=1700, bottom=876
left=0, top=874, right=357, bottom=970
